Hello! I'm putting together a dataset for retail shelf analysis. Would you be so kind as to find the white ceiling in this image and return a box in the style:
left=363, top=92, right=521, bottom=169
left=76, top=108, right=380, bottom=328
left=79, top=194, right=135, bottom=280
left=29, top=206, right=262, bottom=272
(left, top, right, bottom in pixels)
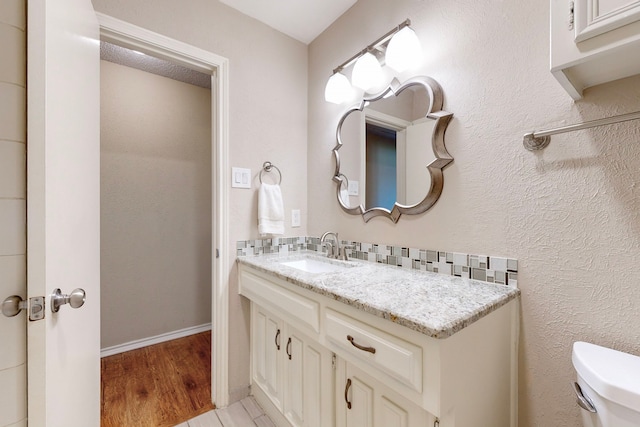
left=219, top=0, right=357, bottom=44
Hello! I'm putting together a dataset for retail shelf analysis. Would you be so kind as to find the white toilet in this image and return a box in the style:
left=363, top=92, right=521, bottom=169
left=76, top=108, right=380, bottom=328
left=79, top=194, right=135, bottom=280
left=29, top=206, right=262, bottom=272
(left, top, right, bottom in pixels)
left=572, top=341, right=640, bottom=427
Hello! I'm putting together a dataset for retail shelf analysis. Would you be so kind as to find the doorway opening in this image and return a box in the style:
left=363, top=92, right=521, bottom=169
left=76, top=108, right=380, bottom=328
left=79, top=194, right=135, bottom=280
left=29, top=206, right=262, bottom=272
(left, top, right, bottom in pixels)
left=365, top=123, right=397, bottom=210
left=97, top=11, right=231, bottom=414
left=99, top=40, right=214, bottom=425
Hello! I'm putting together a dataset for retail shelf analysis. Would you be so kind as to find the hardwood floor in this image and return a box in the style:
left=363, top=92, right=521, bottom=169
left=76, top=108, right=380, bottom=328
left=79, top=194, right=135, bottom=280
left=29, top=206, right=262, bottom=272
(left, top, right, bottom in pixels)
left=101, top=331, right=215, bottom=427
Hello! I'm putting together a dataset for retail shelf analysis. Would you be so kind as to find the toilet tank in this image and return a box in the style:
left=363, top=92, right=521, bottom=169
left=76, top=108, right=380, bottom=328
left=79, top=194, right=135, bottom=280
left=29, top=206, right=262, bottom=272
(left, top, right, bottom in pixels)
left=572, top=341, right=640, bottom=427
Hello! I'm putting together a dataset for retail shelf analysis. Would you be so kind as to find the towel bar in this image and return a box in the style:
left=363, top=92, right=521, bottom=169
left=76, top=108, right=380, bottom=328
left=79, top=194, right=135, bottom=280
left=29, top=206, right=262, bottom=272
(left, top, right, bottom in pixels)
left=524, top=110, right=640, bottom=151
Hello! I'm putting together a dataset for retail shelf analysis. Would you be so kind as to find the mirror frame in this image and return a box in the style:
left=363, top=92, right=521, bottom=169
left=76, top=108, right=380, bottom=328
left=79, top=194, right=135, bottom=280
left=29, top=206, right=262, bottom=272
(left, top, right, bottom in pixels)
left=333, top=76, right=454, bottom=223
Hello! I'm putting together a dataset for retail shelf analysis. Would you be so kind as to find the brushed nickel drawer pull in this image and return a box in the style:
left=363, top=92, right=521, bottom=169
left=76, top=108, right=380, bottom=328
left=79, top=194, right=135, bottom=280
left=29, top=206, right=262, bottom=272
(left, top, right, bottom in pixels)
left=345, top=378, right=352, bottom=409
left=347, top=335, right=376, bottom=354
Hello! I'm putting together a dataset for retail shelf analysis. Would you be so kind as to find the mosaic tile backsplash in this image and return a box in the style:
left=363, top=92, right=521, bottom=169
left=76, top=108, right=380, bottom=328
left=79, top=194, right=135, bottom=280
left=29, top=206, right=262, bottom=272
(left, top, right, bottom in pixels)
left=236, top=237, right=518, bottom=287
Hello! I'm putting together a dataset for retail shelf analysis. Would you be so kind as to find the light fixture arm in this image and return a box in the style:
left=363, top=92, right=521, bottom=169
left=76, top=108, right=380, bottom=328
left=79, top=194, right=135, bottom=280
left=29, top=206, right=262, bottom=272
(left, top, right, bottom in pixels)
left=331, top=19, right=411, bottom=74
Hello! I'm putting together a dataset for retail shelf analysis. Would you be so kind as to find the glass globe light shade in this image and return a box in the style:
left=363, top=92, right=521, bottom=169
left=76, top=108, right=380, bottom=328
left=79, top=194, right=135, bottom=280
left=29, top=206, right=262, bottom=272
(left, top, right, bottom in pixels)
left=324, top=72, right=354, bottom=104
left=351, top=52, right=385, bottom=92
left=366, top=66, right=394, bottom=95
left=385, top=26, right=423, bottom=73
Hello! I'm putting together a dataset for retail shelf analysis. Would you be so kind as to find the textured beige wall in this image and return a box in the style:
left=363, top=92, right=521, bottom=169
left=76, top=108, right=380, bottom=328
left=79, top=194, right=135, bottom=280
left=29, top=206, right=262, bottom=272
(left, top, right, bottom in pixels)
left=92, top=0, right=308, bottom=401
left=100, top=60, right=212, bottom=348
left=309, top=1, right=640, bottom=426
left=0, top=0, right=27, bottom=425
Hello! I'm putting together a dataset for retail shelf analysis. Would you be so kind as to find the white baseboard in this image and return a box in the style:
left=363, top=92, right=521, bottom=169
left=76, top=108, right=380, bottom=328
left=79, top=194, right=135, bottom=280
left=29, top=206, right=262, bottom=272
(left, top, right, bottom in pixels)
left=100, top=323, right=212, bottom=358
left=252, top=383, right=292, bottom=427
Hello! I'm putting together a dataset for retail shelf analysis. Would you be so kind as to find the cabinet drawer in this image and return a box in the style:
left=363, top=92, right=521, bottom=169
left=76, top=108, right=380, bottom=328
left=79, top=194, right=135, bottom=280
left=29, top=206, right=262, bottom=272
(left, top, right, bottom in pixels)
left=239, top=266, right=320, bottom=333
left=325, top=309, right=422, bottom=393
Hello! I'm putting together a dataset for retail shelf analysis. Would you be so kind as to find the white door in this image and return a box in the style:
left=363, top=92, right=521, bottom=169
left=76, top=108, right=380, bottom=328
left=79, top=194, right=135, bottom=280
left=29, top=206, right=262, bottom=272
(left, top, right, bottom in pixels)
left=26, top=0, right=100, bottom=425
left=0, top=1, right=27, bottom=425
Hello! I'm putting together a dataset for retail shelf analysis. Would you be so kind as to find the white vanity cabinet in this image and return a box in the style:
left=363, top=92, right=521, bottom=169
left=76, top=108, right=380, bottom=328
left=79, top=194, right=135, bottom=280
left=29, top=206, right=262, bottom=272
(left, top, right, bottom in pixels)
left=551, top=0, right=640, bottom=99
left=238, top=261, right=518, bottom=427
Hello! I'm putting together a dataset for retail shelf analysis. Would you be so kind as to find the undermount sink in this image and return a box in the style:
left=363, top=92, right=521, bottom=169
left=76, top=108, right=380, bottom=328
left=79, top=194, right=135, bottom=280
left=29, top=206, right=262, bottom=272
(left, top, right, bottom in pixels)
left=280, top=258, right=353, bottom=274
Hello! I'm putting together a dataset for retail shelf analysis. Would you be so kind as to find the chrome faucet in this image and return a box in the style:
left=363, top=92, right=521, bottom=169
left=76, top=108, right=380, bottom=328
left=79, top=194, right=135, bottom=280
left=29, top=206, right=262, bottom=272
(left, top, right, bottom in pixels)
left=320, top=231, right=351, bottom=260
left=320, top=231, right=340, bottom=259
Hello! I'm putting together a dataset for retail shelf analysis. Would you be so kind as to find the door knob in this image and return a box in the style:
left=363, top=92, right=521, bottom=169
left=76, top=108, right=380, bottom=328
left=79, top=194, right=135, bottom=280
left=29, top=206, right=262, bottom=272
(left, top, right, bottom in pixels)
left=2, top=295, right=27, bottom=317
left=51, top=288, right=86, bottom=313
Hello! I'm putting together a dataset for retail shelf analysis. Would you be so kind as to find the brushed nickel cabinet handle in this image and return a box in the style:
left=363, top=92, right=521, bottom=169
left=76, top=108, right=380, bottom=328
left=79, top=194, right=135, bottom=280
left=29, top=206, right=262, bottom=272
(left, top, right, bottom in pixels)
left=347, top=335, right=376, bottom=354
left=345, top=378, right=352, bottom=409
left=275, top=329, right=281, bottom=350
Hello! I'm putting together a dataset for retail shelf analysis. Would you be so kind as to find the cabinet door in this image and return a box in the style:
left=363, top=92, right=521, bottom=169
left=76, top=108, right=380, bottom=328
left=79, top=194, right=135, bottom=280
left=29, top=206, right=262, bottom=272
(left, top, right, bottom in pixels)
left=252, top=304, right=284, bottom=410
left=284, top=326, right=334, bottom=427
left=338, top=360, right=435, bottom=427
left=285, top=333, right=304, bottom=425
left=574, top=0, right=640, bottom=42
left=550, top=0, right=640, bottom=98
left=301, top=339, right=332, bottom=427
left=345, top=375, right=374, bottom=427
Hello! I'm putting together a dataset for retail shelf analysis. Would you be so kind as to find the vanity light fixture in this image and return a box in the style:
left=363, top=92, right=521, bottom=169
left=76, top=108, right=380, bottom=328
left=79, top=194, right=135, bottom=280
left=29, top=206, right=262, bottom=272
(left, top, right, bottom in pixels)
left=324, top=19, right=423, bottom=104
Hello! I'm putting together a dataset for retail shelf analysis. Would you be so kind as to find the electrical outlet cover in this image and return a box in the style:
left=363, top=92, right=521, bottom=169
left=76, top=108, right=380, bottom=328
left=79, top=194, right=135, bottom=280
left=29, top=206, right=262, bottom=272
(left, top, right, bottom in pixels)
left=291, top=209, right=301, bottom=227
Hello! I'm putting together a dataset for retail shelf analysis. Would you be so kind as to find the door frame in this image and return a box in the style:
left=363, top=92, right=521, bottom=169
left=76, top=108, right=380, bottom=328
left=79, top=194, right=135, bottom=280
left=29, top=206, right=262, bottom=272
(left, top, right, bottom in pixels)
left=96, top=13, right=231, bottom=407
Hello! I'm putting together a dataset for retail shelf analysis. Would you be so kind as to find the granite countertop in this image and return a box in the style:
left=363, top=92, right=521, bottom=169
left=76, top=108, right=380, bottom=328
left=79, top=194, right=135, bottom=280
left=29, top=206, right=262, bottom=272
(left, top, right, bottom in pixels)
left=237, top=251, right=520, bottom=339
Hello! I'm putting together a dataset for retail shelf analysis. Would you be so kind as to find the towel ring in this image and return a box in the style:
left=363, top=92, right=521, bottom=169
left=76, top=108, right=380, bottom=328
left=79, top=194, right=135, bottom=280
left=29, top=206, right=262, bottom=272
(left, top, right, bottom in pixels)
left=259, top=161, right=282, bottom=185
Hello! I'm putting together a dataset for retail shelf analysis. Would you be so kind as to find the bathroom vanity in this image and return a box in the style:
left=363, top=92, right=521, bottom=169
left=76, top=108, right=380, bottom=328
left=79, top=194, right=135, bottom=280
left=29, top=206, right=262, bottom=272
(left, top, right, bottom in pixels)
left=238, top=252, right=520, bottom=427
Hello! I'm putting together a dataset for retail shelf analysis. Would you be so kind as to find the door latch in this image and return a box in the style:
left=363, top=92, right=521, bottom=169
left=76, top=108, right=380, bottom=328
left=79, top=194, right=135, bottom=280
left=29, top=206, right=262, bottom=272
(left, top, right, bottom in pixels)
left=2, top=295, right=45, bottom=321
left=568, top=1, right=575, bottom=30
left=29, top=297, right=45, bottom=321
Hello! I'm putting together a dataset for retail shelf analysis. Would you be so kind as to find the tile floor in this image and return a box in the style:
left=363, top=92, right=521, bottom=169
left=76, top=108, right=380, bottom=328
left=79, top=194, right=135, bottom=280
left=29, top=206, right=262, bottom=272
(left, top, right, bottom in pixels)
left=175, top=396, right=275, bottom=427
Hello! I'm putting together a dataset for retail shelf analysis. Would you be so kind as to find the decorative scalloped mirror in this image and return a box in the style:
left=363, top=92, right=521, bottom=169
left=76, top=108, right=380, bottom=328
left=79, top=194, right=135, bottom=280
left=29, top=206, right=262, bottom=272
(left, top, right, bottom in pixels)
left=332, top=76, right=454, bottom=223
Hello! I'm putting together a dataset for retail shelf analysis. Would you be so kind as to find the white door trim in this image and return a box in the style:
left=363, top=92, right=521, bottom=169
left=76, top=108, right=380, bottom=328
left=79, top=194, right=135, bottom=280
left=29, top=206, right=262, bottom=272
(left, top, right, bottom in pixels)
left=96, top=13, right=231, bottom=407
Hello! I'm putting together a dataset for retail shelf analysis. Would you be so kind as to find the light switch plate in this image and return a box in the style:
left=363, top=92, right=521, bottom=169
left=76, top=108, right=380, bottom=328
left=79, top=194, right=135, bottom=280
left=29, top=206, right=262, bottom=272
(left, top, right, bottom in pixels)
left=231, top=167, right=251, bottom=189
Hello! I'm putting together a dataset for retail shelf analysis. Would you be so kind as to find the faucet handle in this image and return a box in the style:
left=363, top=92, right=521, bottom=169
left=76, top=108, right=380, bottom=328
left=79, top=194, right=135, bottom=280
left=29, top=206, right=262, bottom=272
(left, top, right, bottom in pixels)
left=340, top=244, right=355, bottom=261
left=321, top=241, right=335, bottom=258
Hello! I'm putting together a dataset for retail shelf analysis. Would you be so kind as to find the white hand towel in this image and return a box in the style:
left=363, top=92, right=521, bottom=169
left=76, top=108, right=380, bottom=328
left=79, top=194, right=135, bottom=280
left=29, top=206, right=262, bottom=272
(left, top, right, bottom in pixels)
left=258, top=183, right=284, bottom=236
left=340, top=187, right=350, bottom=208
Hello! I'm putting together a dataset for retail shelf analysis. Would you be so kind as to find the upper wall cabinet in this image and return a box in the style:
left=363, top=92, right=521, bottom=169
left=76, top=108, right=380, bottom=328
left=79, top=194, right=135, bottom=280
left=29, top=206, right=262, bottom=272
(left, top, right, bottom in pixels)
left=551, top=0, right=640, bottom=99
